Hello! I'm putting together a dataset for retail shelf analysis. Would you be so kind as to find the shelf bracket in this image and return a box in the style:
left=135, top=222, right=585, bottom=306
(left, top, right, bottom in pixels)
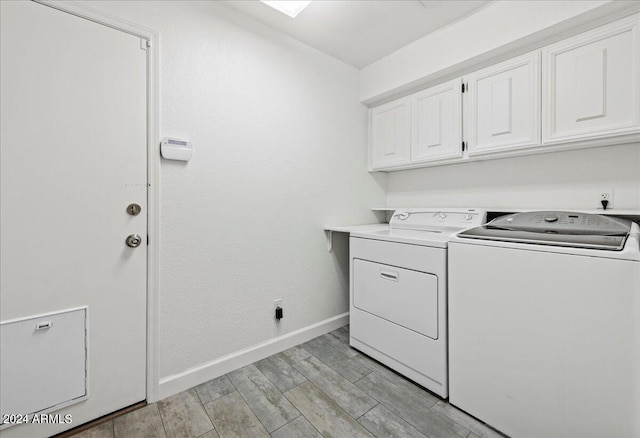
left=324, top=230, right=333, bottom=252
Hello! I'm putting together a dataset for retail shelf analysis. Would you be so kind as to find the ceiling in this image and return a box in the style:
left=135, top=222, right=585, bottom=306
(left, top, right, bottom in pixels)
left=223, top=0, right=492, bottom=69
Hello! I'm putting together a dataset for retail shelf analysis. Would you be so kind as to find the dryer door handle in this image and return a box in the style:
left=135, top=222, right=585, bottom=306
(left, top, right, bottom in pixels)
left=380, top=270, right=399, bottom=281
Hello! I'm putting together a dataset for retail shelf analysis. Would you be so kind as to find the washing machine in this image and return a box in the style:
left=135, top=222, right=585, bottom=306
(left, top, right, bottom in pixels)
left=448, top=211, right=640, bottom=438
left=350, top=208, right=486, bottom=397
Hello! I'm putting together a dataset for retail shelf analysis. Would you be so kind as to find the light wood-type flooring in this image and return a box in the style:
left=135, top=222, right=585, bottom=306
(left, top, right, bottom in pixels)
left=70, top=326, right=505, bottom=438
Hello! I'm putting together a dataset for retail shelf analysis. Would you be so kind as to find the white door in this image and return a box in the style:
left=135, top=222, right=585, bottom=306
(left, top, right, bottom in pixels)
left=0, top=2, right=147, bottom=436
left=370, top=96, right=411, bottom=170
left=411, top=78, right=462, bottom=163
left=465, top=52, right=541, bottom=156
left=542, top=14, right=640, bottom=145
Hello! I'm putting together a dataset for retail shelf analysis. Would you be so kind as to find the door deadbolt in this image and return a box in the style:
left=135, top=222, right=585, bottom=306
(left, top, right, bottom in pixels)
left=127, top=203, right=142, bottom=216
left=126, top=234, right=142, bottom=248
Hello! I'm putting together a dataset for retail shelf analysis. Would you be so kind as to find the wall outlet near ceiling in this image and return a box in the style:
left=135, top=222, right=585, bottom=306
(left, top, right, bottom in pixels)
left=599, top=190, right=613, bottom=209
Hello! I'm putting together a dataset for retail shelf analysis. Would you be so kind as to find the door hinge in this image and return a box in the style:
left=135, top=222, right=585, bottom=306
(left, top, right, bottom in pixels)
left=462, top=141, right=467, bottom=151
left=461, top=83, right=467, bottom=93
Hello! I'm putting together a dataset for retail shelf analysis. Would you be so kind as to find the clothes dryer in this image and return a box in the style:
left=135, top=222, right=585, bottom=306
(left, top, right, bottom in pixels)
left=350, top=208, right=486, bottom=397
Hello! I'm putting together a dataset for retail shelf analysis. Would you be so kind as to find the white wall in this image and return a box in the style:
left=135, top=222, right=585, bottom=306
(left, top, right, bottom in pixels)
left=87, top=0, right=385, bottom=391
left=386, top=143, right=640, bottom=211
left=359, top=0, right=640, bottom=103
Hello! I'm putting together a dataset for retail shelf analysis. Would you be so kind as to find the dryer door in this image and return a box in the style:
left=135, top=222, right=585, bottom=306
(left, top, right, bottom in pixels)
left=353, top=259, right=438, bottom=339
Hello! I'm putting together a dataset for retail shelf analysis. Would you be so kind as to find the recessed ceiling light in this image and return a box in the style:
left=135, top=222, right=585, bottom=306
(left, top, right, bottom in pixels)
left=260, top=1, right=312, bottom=18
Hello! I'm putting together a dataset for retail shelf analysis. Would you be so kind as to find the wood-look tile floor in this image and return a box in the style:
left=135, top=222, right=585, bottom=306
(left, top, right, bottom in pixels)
left=71, top=326, right=506, bottom=438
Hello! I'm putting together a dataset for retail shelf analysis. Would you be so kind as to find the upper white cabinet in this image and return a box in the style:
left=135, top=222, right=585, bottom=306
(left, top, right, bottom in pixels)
left=370, top=96, right=411, bottom=170
left=368, top=13, right=640, bottom=171
left=411, top=78, right=462, bottom=163
left=542, top=15, right=640, bottom=145
left=465, top=52, right=540, bottom=156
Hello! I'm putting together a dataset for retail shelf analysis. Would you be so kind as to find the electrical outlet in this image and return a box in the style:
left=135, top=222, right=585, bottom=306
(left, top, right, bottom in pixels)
left=599, top=191, right=613, bottom=209
left=273, top=299, right=283, bottom=321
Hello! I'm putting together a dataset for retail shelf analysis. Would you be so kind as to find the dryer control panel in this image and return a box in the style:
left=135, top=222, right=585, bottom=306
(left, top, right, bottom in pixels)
left=390, top=208, right=486, bottom=231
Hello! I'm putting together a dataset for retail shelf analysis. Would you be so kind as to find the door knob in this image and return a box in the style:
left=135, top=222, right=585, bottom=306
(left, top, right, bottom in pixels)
left=126, top=234, right=142, bottom=248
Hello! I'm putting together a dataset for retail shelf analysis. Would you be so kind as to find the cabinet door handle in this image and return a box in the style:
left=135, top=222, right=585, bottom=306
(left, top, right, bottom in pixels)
left=35, top=321, right=53, bottom=330
left=380, top=270, right=399, bottom=281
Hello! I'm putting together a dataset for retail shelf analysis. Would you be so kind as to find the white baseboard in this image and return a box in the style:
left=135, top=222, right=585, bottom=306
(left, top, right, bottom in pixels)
left=155, top=312, right=349, bottom=401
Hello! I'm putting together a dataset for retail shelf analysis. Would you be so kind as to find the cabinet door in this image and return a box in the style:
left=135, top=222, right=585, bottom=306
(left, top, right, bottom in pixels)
left=543, top=15, right=640, bottom=144
left=370, top=97, right=411, bottom=170
left=465, top=52, right=541, bottom=156
left=411, top=79, right=462, bottom=163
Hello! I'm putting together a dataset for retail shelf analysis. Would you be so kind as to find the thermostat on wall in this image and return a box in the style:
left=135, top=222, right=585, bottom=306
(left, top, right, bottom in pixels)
left=161, top=137, right=192, bottom=161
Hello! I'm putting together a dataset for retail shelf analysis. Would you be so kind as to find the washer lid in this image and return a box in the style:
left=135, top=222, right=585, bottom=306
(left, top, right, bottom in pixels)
left=458, top=211, right=631, bottom=251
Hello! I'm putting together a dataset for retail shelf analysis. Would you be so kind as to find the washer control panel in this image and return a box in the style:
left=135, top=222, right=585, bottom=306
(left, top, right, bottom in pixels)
left=490, top=211, right=630, bottom=235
